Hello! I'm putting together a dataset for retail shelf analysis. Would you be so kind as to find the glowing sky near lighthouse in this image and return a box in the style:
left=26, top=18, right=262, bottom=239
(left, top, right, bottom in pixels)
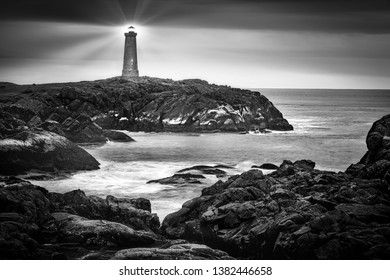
left=0, top=0, right=390, bottom=88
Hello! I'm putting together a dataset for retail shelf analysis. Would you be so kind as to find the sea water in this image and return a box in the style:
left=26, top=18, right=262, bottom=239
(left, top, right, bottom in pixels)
left=33, top=89, right=390, bottom=219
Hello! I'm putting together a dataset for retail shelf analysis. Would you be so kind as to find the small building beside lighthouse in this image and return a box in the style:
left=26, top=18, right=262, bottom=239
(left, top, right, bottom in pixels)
left=122, top=26, right=139, bottom=78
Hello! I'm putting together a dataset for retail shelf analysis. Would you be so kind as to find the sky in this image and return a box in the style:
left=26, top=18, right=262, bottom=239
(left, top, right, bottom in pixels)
left=0, top=0, right=390, bottom=88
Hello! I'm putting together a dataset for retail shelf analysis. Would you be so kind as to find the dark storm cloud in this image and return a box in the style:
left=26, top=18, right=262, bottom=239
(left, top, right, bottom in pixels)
left=1, top=0, right=390, bottom=33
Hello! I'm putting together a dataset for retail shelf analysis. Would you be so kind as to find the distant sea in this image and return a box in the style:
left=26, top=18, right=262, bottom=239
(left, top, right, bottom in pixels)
left=33, top=89, right=390, bottom=219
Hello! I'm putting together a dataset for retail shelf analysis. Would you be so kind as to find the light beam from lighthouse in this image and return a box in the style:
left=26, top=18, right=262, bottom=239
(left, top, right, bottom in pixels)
left=122, top=26, right=139, bottom=78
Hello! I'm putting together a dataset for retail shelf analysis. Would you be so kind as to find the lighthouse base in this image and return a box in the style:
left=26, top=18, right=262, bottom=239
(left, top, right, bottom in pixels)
left=122, top=70, right=139, bottom=78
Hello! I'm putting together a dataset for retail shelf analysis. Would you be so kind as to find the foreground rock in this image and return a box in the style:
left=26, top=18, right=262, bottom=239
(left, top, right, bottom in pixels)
left=0, top=130, right=100, bottom=175
left=0, top=178, right=162, bottom=259
left=0, top=77, right=293, bottom=136
left=162, top=159, right=390, bottom=259
left=48, top=190, right=160, bottom=233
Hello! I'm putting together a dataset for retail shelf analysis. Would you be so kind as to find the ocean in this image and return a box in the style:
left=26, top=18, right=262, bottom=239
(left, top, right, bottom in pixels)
left=32, top=89, right=390, bottom=220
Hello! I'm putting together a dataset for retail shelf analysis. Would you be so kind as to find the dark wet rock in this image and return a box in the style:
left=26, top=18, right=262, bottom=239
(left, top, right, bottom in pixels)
left=0, top=129, right=100, bottom=175
left=0, top=110, right=27, bottom=137
left=162, top=155, right=390, bottom=259
left=178, top=165, right=227, bottom=175
left=61, top=114, right=107, bottom=143
left=46, top=106, right=71, bottom=123
left=27, top=115, right=43, bottom=128
left=268, top=118, right=294, bottom=131
left=2, top=105, right=36, bottom=123
left=0, top=178, right=163, bottom=259
left=40, top=120, right=66, bottom=137
left=360, top=114, right=390, bottom=165
left=252, top=163, right=279, bottom=170
left=0, top=180, right=53, bottom=259
left=48, top=190, right=160, bottom=233
left=353, top=114, right=390, bottom=187
left=366, top=160, right=390, bottom=179
left=103, top=130, right=134, bottom=142
left=345, top=163, right=367, bottom=178
left=0, top=182, right=51, bottom=224
left=147, top=173, right=206, bottom=185
left=111, top=240, right=234, bottom=260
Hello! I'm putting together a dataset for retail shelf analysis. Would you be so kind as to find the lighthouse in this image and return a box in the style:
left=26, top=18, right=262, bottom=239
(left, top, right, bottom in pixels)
left=122, top=26, right=139, bottom=78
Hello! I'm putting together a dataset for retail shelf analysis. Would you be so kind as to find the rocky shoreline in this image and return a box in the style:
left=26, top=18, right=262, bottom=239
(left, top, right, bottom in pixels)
left=0, top=114, right=389, bottom=259
left=0, top=77, right=389, bottom=259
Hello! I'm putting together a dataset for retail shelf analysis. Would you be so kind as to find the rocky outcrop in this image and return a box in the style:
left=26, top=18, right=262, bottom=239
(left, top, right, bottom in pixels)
left=0, top=77, right=293, bottom=137
left=0, top=129, right=100, bottom=175
left=0, top=178, right=165, bottom=259
left=162, top=158, right=390, bottom=259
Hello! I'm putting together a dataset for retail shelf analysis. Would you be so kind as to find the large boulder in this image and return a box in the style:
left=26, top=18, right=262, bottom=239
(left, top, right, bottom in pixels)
left=0, top=129, right=100, bottom=175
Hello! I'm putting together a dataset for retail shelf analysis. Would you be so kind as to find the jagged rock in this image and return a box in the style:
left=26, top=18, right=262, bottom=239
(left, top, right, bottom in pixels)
left=61, top=114, right=107, bottom=143
left=162, top=158, right=390, bottom=259
left=0, top=178, right=163, bottom=259
left=0, top=182, right=52, bottom=224
left=40, top=120, right=66, bottom=137
left=0, top=130, right=100, bottom=175
left=0, top=180, right=53, bottom=259
left=0, top=110, right=27, bottom=137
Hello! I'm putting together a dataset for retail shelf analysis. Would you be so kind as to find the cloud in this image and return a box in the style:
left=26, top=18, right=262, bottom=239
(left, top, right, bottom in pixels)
left=1, top=0, right=390, bottom=33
